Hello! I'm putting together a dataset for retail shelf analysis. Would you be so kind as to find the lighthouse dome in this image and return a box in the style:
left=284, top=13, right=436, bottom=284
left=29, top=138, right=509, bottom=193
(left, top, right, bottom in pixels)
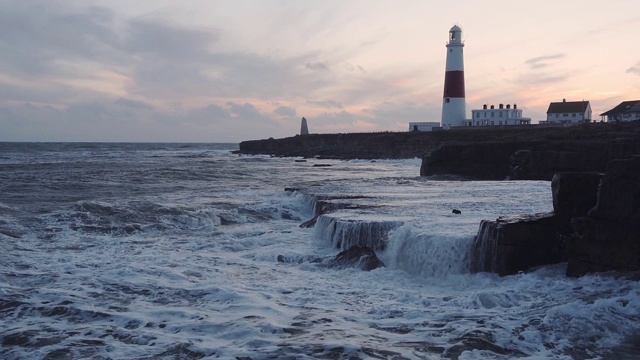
left=448, top=25, right=463, bottom=44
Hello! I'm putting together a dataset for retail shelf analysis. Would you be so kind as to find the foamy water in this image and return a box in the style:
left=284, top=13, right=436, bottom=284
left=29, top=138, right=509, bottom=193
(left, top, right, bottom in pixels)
left=1, top=143, right=638, bottom=359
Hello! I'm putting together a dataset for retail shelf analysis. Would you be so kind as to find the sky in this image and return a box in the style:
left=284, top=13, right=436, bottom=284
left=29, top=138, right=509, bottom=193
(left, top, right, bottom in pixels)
left=1, top=0, right=639, bottom=143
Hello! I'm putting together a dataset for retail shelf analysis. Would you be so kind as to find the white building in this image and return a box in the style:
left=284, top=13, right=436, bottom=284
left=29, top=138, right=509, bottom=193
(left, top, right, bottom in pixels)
left=409, top=122, right=440, bottom=132
left=600, top=100, right=640, bottom=122
left=546, top=99, right=592, bottom=124
left=441, top=25, right=466, bottom=129
left=465, top=103, right=531, bottom=126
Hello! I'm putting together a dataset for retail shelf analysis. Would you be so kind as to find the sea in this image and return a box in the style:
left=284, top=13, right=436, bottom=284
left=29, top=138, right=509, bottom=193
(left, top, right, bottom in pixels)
left=1, top=142, right=638, bottom=360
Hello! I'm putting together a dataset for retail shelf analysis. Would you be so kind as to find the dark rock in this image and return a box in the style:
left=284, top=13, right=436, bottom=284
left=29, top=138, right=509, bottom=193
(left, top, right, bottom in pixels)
left=240, top=131, right=442, bottom=159
left=566, top=218, right=640, bottom=277
left=510, top=140, right=640, bottom=180
left=588, top=156, right=640, bottom=221
left=299, top=215, right=320, bottom=228
left=317, top=217, right=403, bottom=251
left=471, top=155, right=640, bottom=277
left=277, top=254, right=323, bottom=264
left=422, top=142, right=537, bottom=180
left=312, top=164, right=332, bottom=167
left=565, top=156, right=640, bottom=277
left=470, top=213, right=572, bottom=276
left=329, top=245, right=384, bottom=271
left=280, top=210, right=299, bottom=221
left=297, top=196, right=374, bottom=229
left=551, top=172, right=603, bottom=217
left=424, top=138, right=640, bottom=181
left=452, top=209, right=461, bottom=214
left=239, top=123, right=640, bottom=178
left=510, top=148, right=589, bottom=180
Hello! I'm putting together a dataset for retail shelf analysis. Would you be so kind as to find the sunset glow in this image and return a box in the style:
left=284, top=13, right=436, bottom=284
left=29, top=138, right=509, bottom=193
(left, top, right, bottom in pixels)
left=1, top=0, right=639, bottom=142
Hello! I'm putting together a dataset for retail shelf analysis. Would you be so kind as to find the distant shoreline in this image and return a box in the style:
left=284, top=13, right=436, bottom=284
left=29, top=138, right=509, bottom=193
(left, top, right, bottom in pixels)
left=239, top=121, right=640, bottom=179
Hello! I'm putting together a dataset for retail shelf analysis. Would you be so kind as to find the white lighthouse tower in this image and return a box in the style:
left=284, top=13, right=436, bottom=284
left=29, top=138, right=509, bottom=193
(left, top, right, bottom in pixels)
left=441, top=25, right=466, bottom=129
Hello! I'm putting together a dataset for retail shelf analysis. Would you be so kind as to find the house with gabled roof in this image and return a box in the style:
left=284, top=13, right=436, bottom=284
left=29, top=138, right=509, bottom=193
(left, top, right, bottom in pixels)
left=600, top=100, right=640, bottom=122
left=546, top=99, right=592, bottom=124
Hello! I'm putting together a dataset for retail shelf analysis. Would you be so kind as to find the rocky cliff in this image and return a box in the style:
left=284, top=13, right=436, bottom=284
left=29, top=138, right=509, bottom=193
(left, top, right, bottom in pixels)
left=470, top=157, right=640, bottom=277
left=239, top=132, right=440, bottom=159
left=421, top=122, right=640, bottom=180
left=566, top=156, right=640, bottom=276
left=240, top=122, right=640, bottom=180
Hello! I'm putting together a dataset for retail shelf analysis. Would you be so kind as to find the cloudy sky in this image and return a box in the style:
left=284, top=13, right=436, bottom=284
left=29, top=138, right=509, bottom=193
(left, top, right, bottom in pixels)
left=1, top=0, right=639, bottom=142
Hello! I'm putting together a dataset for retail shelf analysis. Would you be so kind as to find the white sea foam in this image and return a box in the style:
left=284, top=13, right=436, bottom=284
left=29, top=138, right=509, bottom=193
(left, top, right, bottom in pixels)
left=0, top=144, right=638, bottom=359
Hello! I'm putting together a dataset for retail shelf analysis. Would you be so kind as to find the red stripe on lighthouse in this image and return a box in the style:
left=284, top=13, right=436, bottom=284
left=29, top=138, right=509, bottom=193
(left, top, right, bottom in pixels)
left=443, top=71, right=465, bottom=98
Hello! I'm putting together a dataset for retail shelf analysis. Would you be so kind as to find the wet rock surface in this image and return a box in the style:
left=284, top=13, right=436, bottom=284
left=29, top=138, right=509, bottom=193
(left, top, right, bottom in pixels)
left=551, top=172, right=603, bottom=218
left=421, top=141, right=539, bottom=180
left=421, top=122, right=640, bottom=180
left=470, top=213, right=571, bottom=276
left=566, top=156, right=640, bottom=277
left=328, top=245, right=385, bottom=271
left=472, top=156, right=640, bottom=277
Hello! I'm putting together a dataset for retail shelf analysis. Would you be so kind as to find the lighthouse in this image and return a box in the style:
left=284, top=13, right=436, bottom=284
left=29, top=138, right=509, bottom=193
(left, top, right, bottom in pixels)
left=441, top=25, right=466, bottom=129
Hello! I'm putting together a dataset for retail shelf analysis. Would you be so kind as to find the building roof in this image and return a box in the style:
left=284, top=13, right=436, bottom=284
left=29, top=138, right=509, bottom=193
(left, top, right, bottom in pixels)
left=546, top=100, right=590, bottom=114
left=600, top=100, right=640, bottom=116
left=450, top=25, right=462, bottom=32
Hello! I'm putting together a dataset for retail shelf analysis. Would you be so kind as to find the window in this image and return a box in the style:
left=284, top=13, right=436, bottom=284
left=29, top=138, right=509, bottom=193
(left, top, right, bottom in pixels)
left=476, top=113, right=480, bottom=118
left=572, top=113, right=576, bottom=117
left=491, top=112, right=495, bottom=118
left=499, top=112, right=503, bottom=117
left=491, top=121, right=494, bottom=126
left=499, top=121, right=502, bottom=125
left=563, top=113, right=569, bottom=117
left=445, top=98, right=450, bottom=103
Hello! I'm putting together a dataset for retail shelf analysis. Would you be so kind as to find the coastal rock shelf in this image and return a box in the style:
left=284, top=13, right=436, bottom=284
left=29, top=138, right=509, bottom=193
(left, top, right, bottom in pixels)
left=286, top=188, right=403, bottom=270
left=240, top=122, right=640, bottom=180
left=471, top=156, right=640, bottom=277
left=470, top=213, right=571, bottom=276
left=566, top=156, right=640, bottom=276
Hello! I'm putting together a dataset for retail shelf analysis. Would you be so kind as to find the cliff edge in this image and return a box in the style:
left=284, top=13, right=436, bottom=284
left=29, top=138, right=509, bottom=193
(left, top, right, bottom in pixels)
left=240, top=122, right=640, bottom=180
